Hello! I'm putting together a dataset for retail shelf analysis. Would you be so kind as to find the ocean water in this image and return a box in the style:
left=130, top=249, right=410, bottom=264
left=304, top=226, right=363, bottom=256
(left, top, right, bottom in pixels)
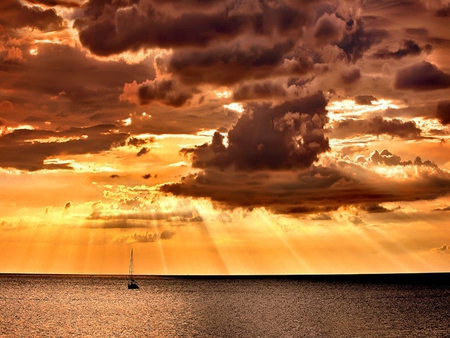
left=0, top=274, right=449, bottom=337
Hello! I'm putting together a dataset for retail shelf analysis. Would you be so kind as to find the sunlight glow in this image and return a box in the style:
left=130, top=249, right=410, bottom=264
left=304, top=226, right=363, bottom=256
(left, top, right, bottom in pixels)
left=412, top=117, right=450, bottom=137
left=327, top=99, right=406, bottom=122
left=168, top=161, right=189, bottom=167
left=25, top=135, right=87, bottom=144
left=43, top=158, right=117, bottom=172
left=122, top=117, right=132, bottom=126
left=0, top=125, right=35, bottom=136
left=223, top=102, right=244, bottom=113
left=214, top=89, right=232, bottom=98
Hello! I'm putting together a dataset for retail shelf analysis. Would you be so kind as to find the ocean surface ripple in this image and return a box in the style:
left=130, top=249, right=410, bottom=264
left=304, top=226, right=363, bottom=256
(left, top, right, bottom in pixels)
left=1, top=274, right=449, bottom=337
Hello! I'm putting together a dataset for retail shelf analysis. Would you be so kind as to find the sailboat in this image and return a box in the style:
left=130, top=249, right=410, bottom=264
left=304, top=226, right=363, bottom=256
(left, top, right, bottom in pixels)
left=128, top=249, right=139, bottom=289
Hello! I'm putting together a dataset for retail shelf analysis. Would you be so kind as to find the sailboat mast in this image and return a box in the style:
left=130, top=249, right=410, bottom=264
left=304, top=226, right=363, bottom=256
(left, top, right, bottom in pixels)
left=127, top=248, right=139, bottom=289
left=129, top=249, right=134, bottom=278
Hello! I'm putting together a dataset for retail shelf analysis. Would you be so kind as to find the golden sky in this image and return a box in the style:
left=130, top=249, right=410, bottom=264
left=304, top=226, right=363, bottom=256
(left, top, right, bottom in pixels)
left=1, top=0, right=450, bottom=274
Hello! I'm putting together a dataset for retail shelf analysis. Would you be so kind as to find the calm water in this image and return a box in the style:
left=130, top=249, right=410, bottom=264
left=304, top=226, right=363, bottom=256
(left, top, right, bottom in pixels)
left=0, top=274, right=449, bottom=337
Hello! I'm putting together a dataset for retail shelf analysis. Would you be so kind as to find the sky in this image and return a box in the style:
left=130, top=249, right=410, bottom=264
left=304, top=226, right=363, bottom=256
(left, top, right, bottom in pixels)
left=1, top=0, right=450, bottom=275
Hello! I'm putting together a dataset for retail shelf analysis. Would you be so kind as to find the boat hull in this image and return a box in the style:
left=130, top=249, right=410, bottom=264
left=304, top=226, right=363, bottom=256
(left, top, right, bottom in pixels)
left=128, top=282, right=139, bottom=289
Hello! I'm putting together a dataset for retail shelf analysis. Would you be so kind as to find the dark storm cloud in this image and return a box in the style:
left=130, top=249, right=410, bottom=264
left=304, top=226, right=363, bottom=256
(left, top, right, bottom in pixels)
left=136, top=147, right=149, bottom=157
left=150, top=0, right=221, bottom=7
left=24, top=0, right=82, bottom=7
left=370, top=149, right=410, bottom=166
left=313, top=13, right=346, bottom=45
left=435, top=5, right=450, bottom=17
left=394, top=61, right=450, bottom=91
left=180, top=92, right=329, bottom=171
left=160, top=158, right=450, bottom=214
left=0, top=0, right=65, bottom=31
left=0, top=124, right=128, bottom=171
left=354, top=95, right=378, bottom=105
left=233, top=81, right=287, bottom=101
left=137, top=78, right=195, bottom=107
left=0, top=43, right=154, bottom=129
left=337, top=18, right=389, bottom=63
left=368, top=149, right=437, bottom=168
left=404, top=28, right=429, bottom=36
left=372, top=40, right=431, bottom=60
left=341, top=66, right=361, bottom=85
left=360, top=203, right=392, bottom=213
left=16, top=44, right=153, bottom=103
left=168, top=40, right=296, bottom=86
left=332, top=116, right=422, bottom=139
left=74, top=0, right=309, bottom=56
left=127, top=137, right=147, bottom=147
left=436, top=101, right=450, bottom=125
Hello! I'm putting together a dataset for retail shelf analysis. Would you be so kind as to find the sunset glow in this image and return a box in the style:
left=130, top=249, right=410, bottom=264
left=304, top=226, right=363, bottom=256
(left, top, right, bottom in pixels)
left=1, top=0, right=450, bottom=275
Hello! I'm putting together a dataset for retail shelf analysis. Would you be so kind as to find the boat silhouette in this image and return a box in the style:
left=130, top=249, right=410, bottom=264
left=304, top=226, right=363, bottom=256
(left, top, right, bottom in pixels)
left=128, top=249, right=139, bottom=289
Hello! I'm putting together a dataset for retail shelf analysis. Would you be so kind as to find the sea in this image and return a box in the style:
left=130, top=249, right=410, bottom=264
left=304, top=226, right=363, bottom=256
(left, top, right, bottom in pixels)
left=1, top=274, right=449, bottom=337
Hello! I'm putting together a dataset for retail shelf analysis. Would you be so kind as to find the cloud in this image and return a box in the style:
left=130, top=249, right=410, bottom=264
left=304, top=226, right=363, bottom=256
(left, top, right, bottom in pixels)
left=161, top=142, right=450, bottom=214
left=337, top=18, right=389, bottom=63
left=180, top=92, right=329, bottom=171
left=24, top=0, right=83, bottom=8
left=74, top=0, right=310, bottom=56
left=341, top=65, right=361, bottom=84
left=168, top=40, right=296, bottom=86
left=0, top=0, right=65, bottom=32
left=413, top=156, right=438, bottom=168
left=117, top=229, right=175, bottom=243
left=160, top=229, right=175, bottom=240
left=394, top=61, right=450, bottom=91
left=160, top=155, right=450, bottom=214
left=436, top=101, right=450, bottom=125
left=432, top=206, right=450, bottom=212
left=354, top=95, right=378, bottom=105
left=233, top=80, right=287, bottom=101
left=314, top=13, right=346, bottom=45
left=311, top=213, right=333, bottom=221
left=435, top=5, right=450, bottom=17
left=0, top=124, right=128, bottom=171
left=127, top=137, right=148, bottom=147
left=87, top=205, right=201, bottom=230
left=360, top=203, right=392, bottom=213
left=1, top=46, right=26, bottom=64
left=434, top=244, right=450, bottom=254
left=370, top=149, right=411, bottom=166
left=129, top=232, right=158, bottom=243
left=332, top=116, right=422, bottom=139
left=372, top=39, right=431, bottom=60
left=136, top=147, right=149, bottom=157
left=0, top=100, right=14, bottom=111
left=121, top=78, right=196, bottom=107
left=364, top=149, right=438, bottom=168
left=0, top=43, right=155, bottom=133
